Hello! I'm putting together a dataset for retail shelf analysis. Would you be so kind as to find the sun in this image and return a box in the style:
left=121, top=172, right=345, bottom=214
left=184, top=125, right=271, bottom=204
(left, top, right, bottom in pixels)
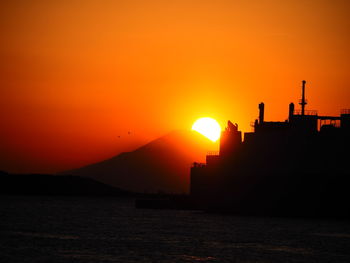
left=192, top=117, right=221, bottom=142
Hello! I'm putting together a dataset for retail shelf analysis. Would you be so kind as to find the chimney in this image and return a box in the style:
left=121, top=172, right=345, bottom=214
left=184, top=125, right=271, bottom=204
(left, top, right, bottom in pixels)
left=289, top=103, right=294, bottom=120
left=259, top=102, right=265, bottom=124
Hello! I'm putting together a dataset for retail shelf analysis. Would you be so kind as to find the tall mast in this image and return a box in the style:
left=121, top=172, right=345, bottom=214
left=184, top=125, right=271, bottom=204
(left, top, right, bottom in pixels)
left=300, top=80, right=307, bottom=116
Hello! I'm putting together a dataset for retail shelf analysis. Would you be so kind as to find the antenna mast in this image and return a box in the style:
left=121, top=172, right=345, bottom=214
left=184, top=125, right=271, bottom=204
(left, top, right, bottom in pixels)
left=300, top=80, right=307, bottom=116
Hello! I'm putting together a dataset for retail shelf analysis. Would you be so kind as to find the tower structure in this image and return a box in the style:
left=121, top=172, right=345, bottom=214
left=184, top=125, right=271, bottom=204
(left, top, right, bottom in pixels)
left=299, top=80, right=307, bottom=116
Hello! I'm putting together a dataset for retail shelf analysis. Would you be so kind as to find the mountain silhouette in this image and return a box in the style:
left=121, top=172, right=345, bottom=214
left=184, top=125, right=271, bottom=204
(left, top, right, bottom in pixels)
left=61, top=130, right=216, bottom=193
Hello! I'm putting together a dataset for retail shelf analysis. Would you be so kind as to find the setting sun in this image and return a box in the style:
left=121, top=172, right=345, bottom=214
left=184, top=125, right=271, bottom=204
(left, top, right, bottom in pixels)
left=192, top=117, right=221, bottom=142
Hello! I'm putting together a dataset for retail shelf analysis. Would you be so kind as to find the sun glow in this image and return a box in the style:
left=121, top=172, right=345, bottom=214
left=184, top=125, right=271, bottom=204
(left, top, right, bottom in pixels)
left=192, top=117, right=221, bottom=142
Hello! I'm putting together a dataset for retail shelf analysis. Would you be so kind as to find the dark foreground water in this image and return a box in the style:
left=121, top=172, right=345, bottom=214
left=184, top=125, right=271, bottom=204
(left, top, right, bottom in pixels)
left=1, top=196, right=350, bottom=263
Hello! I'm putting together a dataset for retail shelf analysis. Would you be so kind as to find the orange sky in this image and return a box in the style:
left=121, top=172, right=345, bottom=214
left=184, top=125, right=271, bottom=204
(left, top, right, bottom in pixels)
left=1, top=0, right=349, bottom=173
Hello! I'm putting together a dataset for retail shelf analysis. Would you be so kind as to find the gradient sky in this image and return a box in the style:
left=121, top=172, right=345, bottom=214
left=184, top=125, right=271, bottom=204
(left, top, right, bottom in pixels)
left=1, top=0, right=349, bottom=173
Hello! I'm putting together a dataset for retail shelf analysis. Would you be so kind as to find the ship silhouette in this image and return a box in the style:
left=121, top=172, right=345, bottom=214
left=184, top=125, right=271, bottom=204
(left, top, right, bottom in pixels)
left=190, top=81, right=350, bottom=217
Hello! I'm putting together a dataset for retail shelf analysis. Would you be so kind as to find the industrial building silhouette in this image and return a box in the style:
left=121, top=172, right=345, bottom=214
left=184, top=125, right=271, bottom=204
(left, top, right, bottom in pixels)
left=191, top=81, right=350, bottom=216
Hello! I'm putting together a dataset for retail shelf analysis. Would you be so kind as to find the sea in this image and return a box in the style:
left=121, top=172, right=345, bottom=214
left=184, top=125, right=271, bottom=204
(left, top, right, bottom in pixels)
left=1, top=196, right=350, bottom=263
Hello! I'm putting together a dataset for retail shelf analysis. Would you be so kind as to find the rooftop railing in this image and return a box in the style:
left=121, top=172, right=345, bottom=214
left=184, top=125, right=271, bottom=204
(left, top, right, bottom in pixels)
left=320, top=122, right=341, bottom=128
left=207, top=151, right=219, bottom=156
left=341, top=109, right=350, bottom=115
left=293, top=109, right=318, bottom=116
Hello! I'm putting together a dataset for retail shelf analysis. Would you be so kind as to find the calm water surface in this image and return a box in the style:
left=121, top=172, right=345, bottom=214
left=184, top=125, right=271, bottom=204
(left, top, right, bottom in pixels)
left=1, top=196, right=350, bottom=262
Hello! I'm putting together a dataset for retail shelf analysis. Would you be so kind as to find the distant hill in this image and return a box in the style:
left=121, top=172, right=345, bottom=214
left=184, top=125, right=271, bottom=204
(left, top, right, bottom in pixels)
left=61, top=130, right=216, bottom=194
left=0, top=171, right=129, bottom=196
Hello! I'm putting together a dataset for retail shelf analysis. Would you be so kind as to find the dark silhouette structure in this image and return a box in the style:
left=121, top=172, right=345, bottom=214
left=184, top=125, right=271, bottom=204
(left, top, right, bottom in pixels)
left=191, top=81, right=350, bottom=217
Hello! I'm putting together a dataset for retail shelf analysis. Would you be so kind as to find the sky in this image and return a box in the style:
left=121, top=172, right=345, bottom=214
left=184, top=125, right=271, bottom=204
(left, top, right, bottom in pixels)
left=1, top=0, right=349, bottom=173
